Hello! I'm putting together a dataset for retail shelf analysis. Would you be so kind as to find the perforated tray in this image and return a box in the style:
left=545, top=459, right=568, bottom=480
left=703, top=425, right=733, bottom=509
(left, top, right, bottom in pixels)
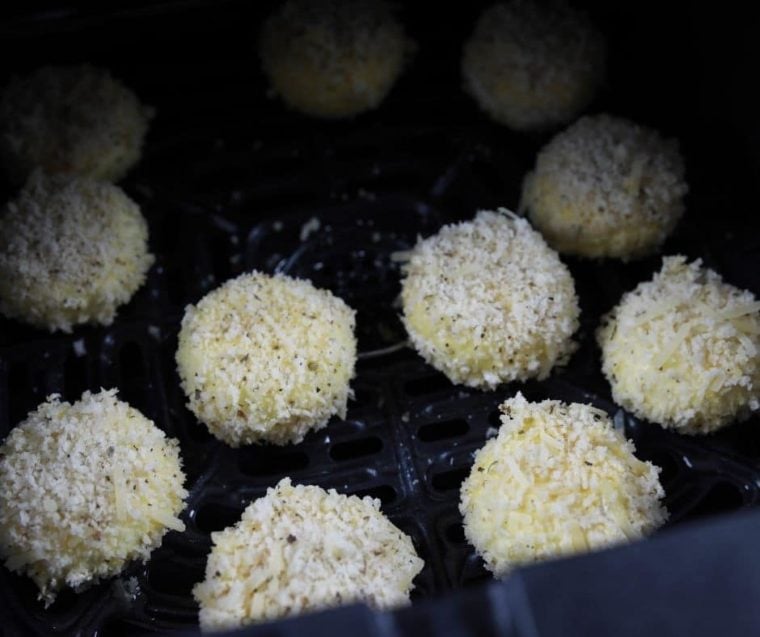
left=1, top=2, right=760, bottom=636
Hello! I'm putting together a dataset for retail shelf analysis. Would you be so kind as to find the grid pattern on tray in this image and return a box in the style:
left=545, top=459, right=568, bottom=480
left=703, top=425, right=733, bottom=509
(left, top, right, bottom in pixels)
left=1, top=119, right=760, bottom=637
left=2, top=3, right=760, bottom=625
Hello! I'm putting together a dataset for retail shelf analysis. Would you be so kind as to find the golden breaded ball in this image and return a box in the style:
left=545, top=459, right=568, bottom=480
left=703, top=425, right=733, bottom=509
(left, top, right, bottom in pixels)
left=0, top=172, right=154, bottom=332
left=176, top=272, right=357, bottom=446
left=259, top=0, right=413, bottom=118
left=460, top=393, right=667, bottom=577
left=597, top=256, right=760, bottom=434
left=194, top=478, right=424, bottom=631
left=0, top=389, right=187, bottom=606
left=521, top=114, right=688, bottom=260
left=462, top=1, right=605, bottom=130
left=400, top=209, right=579, bottom=389
left=0, top=65, right=152, bottom=184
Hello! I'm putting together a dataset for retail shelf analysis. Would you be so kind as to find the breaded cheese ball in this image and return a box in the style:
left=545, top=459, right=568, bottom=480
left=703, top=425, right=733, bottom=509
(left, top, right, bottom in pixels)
left=462, top=1, right=605, bottom=131
left=0, top=65, right=153, bottom=184
left=460, top=393, right=667, bottom=577
left=0, top=389, right=187, bottom=605
left=193, top=478, right=424, bottom=631
left=176, top=272, right=357, bottom=446
left=597, top=256, right=760, bottom=435
left=259, top=0, right=412, bottom=118
left=521, top=114, right=688, bottom=260
left=0, top=172, right=154, bottom=332
left=400, top=209, right=579, bottom=389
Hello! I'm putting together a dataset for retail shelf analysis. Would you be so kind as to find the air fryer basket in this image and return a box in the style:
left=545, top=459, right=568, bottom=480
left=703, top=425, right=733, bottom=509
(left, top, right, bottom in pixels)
left=1, top=2, right=759, bottom=636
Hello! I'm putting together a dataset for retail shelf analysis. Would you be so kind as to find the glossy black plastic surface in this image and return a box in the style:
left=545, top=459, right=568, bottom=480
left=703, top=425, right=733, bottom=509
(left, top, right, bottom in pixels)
left=0, top=2, right=758, bottom=636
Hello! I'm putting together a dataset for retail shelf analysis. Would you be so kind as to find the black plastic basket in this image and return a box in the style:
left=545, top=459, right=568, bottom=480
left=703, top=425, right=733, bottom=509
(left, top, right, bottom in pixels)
left=1, top=2, right=759, bottom=636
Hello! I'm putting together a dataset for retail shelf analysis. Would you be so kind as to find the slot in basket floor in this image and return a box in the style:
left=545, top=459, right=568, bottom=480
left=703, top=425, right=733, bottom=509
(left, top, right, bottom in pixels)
left=1, top=3, right=759, bottom=636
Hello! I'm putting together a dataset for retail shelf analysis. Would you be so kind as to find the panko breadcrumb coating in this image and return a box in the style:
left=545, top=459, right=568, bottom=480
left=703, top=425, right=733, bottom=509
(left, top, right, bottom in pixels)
left=0, top=172, right=154, bottom=332
left=193, top=478, right=424, bottom=632
left=521, top=114, right=688, bottom=260
left=0, top=389, right=187, bottom=606
left=597, top=256, right=760, bottom=434
left=462, top=1, right=605, bottom=130
left=259, top=0, right=413, bottom=118
left=176, top=272, right=357, bottom=446
left=400, top=209, right=579, bottom=389
left=0, top=65, right=153, bottom=184
left=460, top=393, right=667, bottom=577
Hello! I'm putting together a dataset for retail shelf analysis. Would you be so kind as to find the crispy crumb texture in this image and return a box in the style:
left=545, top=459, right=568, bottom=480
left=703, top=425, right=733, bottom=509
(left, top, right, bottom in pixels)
left=598, top=256, right=760, bottom=434
left=521, top=114, right=688, bottom=260
left=176, top=271, right=357, bottom=446
left=460, top=393, right=667, bottom=577
left=193, top=477, right=424, bottom=631
left=462, top=1, right=605, bottom=130
left=259, top=0, right=413, bottom=118
left=0, top=65, right=152, bottom=184
left=0, top=172, right=154, bottom=332
left=0, top=389, right=187, bottom=605
left=401, top=209, right=579, bottom=389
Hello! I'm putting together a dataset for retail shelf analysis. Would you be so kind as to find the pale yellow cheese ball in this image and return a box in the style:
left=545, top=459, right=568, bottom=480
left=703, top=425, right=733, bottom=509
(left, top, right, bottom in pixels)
left=462, top=1, right=605, bottom=131
left=597, top=256, right=760, bottom=434
left=193, top=478, right=424, bottom=631
left=259, top=0, right=413, bottom=118
left=521, top=114, right=688, bottom=260
left=0, top=389, right=187, bottom=606
left=0, top=65, right=153, bottom=184
left=0, top=172, right=154, bottom=332
left=460, top=393, right=667, bottom=577
left=176, top=272, right=357, bottom=446
left=401, top=210, right=579, bottom=389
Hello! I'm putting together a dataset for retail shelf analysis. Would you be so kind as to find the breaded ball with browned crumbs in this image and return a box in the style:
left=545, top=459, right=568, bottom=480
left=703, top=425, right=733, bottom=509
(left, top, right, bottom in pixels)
left=193, top=478, right=424, bottom=631
left=462, top=1, right=605, bottom=130
left=460, top=393, right=667, bottom=577
left=259, top=0, right=413, bottom=118
left=176, top=272, right=357, bottom=446
left=521, top=114, right=688, bottom=260
left=598, top=256, right=760, bottom=434
left=400, top=209, right=579, bottom=389
left=0, top=172, right=154, bottom=332
left=0, top=65, right=153, bottom=184
left=0, top=389, right=187, bottom=606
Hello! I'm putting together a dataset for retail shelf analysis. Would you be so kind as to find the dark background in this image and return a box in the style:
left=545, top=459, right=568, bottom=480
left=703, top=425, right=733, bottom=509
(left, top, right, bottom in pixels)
left=1, top=2, right=760, bottom=636
left=2, top=1, right=758, bottom=255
